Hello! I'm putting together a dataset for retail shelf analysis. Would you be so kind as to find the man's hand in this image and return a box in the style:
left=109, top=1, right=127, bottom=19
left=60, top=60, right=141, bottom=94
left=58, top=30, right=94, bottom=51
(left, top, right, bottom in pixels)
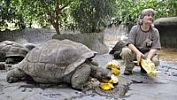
left=128, top=44, right=145, bottom=65
left=136, top=51, right=145, bottom=65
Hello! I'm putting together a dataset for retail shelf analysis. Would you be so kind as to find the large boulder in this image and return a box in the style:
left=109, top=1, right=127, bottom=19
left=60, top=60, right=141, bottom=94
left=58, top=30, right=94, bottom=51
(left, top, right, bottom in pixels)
left=52, top=33, right=109, bottom=54
left=154, top=17, right=177, bottom=48
left=154, top=17, right=177, bottom=26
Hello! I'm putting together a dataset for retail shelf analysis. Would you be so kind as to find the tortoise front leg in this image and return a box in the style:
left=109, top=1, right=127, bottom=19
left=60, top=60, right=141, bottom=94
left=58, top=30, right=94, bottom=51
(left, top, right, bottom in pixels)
left=6, top=68, right=27, bottom=83
left=71, top=64, right=91, bottom=91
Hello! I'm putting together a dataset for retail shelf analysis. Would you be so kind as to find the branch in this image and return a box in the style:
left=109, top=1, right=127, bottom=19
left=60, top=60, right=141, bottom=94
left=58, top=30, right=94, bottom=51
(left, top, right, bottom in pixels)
left=41, top=1, right=56, bottom=25
left=59, top=1, right=73, bottom=11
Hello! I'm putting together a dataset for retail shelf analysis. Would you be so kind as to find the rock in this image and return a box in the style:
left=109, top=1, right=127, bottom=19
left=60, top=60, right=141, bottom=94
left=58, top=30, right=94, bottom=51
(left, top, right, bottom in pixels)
left=154, top=17, right=177, bottom=48
left=52, top=33, right=109, bottom=54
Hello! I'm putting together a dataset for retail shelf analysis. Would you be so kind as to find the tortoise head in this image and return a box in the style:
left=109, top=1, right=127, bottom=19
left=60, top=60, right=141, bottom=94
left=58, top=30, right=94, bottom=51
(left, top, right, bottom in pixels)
left=89, top=62, right=112, bottom=82
left=98, top=68, right=112, bottom=82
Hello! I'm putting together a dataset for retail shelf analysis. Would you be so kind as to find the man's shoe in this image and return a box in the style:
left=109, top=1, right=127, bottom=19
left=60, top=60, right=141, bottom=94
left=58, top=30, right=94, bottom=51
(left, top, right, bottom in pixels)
left=124, top=70, right=132, bottom=75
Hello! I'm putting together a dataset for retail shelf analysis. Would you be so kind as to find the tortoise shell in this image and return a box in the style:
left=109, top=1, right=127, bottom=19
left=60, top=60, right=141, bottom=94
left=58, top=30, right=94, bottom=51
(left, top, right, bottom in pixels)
left=0, top=41, right=29, bottom=58
left=18, top=39, right=96, bottom=83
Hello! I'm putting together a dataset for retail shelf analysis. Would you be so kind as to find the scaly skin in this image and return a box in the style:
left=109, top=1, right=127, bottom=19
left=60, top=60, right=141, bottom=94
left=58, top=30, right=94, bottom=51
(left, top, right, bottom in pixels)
left=6, top=68, right=27, bottom=83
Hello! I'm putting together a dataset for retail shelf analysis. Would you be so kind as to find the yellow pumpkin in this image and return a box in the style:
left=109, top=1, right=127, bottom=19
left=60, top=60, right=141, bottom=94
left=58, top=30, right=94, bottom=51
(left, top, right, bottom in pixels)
left=109, top=74, right=119, bottom=84
left=106, top=60, right=121, bottom=75
left=99, top=82, right=114, bottom=90
left=140, top=59, right=157, bottom=77
left=106, top=60, right=119, bottom=69
left=99, top=74, right=119, bottom=90
left=111, top=67, right=121, bottom=75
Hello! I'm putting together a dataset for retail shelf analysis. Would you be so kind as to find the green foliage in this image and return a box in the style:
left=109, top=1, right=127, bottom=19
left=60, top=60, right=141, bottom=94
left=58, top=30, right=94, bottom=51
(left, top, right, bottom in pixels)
left=71, top=0, right=117, bottom=33
left=115, top=0, right=177, bottom=26
left=16, top=0, right=73, bottom=34
left=0, top=0, right=176, bottom=33
left=0, top=0, right=19, bottom=30
left=157, top=0, right=177, bottom=17
left=0, top=0, right=73, bottom=33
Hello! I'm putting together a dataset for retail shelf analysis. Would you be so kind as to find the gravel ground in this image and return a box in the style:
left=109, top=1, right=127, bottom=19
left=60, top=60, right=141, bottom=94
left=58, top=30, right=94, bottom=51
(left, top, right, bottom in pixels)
left=0, top=46, right=177, bottom=100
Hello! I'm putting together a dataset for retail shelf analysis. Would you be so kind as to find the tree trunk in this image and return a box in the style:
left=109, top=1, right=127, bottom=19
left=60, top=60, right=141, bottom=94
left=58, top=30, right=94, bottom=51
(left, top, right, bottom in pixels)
left=53, top=24, right=60, bottom=34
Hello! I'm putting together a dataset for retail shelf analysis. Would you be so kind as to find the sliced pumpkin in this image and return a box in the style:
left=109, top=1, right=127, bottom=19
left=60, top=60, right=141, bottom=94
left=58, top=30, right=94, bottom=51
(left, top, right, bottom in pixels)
left=99, top=82, right=114, bottom=90
left=111, top=67, right=121, bottom=75
left=110, top=74, right=119, bottom=84
left=99, top=74, right=119, bottom=90
left=106, top=60, right=120, bottom=75
left=106, top=60, right=119, bottom=69
left=140, top=59, right=157, bottom=77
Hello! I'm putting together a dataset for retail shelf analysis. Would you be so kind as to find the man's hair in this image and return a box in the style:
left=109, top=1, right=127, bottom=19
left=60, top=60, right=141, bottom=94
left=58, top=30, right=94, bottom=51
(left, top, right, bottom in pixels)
left=137, top=8, right=156, bottom=25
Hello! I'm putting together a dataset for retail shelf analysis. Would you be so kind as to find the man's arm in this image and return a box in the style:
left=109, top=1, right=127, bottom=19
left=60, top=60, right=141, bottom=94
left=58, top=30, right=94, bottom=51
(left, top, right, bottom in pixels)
left=147, top=28, right=160, bottom=60
left=128, top=43, right=145, bottom=65
left=146, top=49, right=157, bottom=60
left=128, top=44, right=141, bottom=54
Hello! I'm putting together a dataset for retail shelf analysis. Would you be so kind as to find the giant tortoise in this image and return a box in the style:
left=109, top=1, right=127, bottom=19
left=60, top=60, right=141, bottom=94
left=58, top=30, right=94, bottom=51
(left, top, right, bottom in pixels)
left=0, top=41, right=29, bottom=64
left=6, top=39, right=112, bottom=90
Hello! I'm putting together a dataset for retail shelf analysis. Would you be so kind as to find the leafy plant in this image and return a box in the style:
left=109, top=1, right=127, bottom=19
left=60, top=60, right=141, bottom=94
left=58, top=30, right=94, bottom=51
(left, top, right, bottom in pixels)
left=0, top=0, right=176, bottom=33
left=71, top=0, right=117, bottom=33
left=115, top=0, right=177, bottom=27
left=0, top=0, right=20, bottom=30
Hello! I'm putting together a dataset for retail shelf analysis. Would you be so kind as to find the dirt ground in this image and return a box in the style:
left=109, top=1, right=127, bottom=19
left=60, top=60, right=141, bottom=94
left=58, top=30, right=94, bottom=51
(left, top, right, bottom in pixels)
left=159, top=48, right=177, bottom=61
left=0, top=44, right=177, bottom=100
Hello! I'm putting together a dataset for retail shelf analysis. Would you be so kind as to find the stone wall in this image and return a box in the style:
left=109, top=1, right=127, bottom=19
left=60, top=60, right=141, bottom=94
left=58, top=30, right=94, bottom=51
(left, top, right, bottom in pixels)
left=0, top=29, right=108, bottom=54
left=0, top=28, right=55, bottom=44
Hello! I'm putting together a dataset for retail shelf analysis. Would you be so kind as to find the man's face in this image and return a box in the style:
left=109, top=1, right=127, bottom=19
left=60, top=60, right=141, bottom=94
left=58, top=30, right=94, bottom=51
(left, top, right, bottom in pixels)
left=142, top=13, right=154, bottom=25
